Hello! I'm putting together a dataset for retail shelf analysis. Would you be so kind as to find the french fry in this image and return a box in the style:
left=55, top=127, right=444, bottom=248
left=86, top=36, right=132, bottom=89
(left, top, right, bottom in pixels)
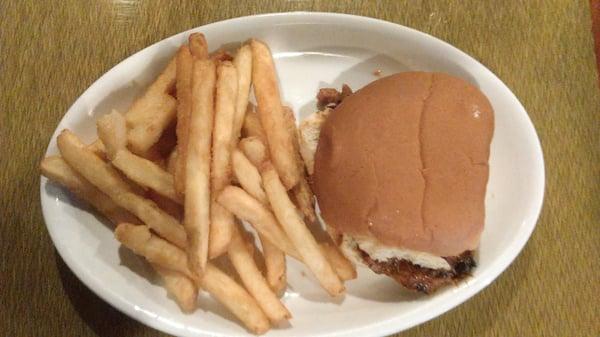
left=112, top=150, right=180, bottom=203
left=125, top=57, right=177, bottom=154
left=199, top=263, right=270, bottom=334
left=189, top=33, right=209, bottom=59
left=97, top=111, right=128, bottom=160
left=217, top=186, right=300, bottom=260
left=282, top=106, right=316, bottom=223
left=152, top=264, right=198, bottom=313
left=173, top=45, right=194, bottom=197
left=115, top=223, right=194, bottom=280
left=184, top=59, right=216, bottom=273
left=209, top=61, right=238, bottom=258
left=87, top=139, right=106, bottom=160
left=241, top=106, right=267, bottom=142
left=239, top=136, right=268, bottom=167
left=231, top=149, right=267, bottom=205
left=250, top=39, right=300, bottom=189
left=210, top=49, right=234, bottom=62
left=97, top=111, right=181, bottom=204
left=261, top=163, right=344, bottom=296
left=228, top=227, right=291, bottom=324
left=231, top=44, right=252, bottom=143
left=40, top=156, right=139, bottom=225
left=57, top=130, right=187, bottom=248
left=147, top=190, right=183, bottom=221
left=319, top=242, right=357, bottom=281
left=260, top=234, right=287, bottom=295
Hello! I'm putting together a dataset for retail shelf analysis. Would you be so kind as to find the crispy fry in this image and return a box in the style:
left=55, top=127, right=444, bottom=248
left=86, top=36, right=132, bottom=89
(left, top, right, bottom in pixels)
left=184, top=59, right=216, bottom=273
left=40, top=156, right=139, bottom=225
left=97, top=111, right=128, bottom=160
left=291, top=180, right=316, bottom=223
left=319, top=242, right=357, bottom=281
left=147, top=190, right=183, bottom=221
left=282, top=106, right=316, bottom=223
left=250, top=39, right=300, bottom=189
left=125, top=57, right=177, bottom=154
left=210, top=49, right=234, bottom=62
left=57, top=130, right=186, bottom=248
left=217, top=186, right=300, bottom=260
left=241, top=106, right=267, bottom=141
left=231, top=44, right=252, bottom=143
left=239, top=136, right=268, bottom=167
left=199, top=263, right=270, bottom=334
left=87, top=139, right=106, bottom=160
left=98, top=110, right=179, bottom=203
left=188, top=33, right=209, bottom=59
left=174, top=45, right=194, bottom=197
left=111, top=150, right=180, bottom=204
left=209, top=61, right=238, bottom=258
left=152, top=264, right=198, bottom=313
left=115, top=223, right=194, bottom=280
left=228, top=227, right=291, bottom=324
left=261, top=163, right=344, bottom=296
left=260, top=234, right=287, bottom=295
left=231, top=149, right=267, bottom=205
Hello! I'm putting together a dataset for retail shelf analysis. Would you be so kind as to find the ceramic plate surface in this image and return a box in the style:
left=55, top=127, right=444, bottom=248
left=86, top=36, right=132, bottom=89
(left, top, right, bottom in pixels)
left=41, top=12, right=545, bottom=337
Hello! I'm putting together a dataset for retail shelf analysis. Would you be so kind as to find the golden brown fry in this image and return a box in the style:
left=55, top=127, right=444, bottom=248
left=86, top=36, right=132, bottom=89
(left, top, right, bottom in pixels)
left=260, top=234, right=287, bottom=295
left=241, top=106, right=267, bottom=141
left=87, top=139, right=106, bottom=160
left=152, top=264, right=198, bottom=313
left=291, top=180, right=316, bottom=223
left=147, top=190, right=183, bottom=221
left=231, top=149, right=268, bottom=204
left=112, top=150, right=180, bottom=204
left=239, top=136, right=268, bottom=167
left=184, top=59, right=216, bottom=273
left=282, top=106, right=316, bottom=223
left=210, top=49, right=234, bottom=62
left=319, top=242, right=357, bottom=281
left=231, top=44, right=252, bottom=143
left=228, top=227, right=291, bottom=324
left=126, top=57, right=178, bottom=154
left=217, top=186, right=300, bottom=260
left=188, top=33, right=209, bottom=59
left=57, top=130, right=186, bottom=248
left=97, top=109, right=179, bottom=205
left=250, top=39, right=300, bottom=189
left=209, top=61, right=238, bottom=258
left=261, top=163, right=344, bottom=296
left=115, top=223, right=194, bottom=280
left=174, top=45, right=194, bottom=197
left=40, top=156, right=139, bottom=225
left=199, top=263, right=270, bottom=334
left=96, top=110, right=127, bottom=160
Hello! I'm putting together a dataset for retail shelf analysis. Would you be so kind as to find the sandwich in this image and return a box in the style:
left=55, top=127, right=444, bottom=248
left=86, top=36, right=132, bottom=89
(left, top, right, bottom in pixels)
left=300, top=72, right=494, bottom=293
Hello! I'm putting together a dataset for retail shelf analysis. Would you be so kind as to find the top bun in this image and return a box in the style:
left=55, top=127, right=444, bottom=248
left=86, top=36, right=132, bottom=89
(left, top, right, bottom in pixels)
left=312, top=72, right=494, bottom=257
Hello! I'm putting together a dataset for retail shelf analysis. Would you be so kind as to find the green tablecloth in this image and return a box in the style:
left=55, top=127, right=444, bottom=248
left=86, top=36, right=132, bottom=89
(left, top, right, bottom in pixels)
left=1, top=1, right=598, bottom=336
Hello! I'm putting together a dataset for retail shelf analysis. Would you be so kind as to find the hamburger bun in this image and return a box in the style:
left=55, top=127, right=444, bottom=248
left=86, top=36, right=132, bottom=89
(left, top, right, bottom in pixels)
left=312, top=72, right=494, bottom=258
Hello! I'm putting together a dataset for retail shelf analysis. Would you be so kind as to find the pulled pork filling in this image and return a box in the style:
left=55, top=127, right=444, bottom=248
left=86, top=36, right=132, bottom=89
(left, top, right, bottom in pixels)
left=357, top=247, right=476, bottom=294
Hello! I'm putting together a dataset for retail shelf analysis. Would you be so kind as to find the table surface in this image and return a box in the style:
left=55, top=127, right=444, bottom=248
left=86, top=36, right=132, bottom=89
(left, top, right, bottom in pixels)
left=1, top=1, right=598, bottom=336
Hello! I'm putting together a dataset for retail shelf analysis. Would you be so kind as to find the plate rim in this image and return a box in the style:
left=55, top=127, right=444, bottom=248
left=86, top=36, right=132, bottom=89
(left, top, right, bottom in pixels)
left=40, top=11, right=546, bottom=337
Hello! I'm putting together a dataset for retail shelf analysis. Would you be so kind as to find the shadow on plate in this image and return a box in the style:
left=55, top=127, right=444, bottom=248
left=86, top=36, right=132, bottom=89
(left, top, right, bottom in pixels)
left=55, top=251, right=147, bottom=337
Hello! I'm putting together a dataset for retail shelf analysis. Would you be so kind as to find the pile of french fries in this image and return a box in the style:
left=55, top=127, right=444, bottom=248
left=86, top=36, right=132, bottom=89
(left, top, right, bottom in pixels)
left=40, top=33, right=356, bottom=334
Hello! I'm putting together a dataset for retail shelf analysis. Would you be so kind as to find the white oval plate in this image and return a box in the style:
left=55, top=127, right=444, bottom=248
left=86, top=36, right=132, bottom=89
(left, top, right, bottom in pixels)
left=41, top=12, right=545, bottom=337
